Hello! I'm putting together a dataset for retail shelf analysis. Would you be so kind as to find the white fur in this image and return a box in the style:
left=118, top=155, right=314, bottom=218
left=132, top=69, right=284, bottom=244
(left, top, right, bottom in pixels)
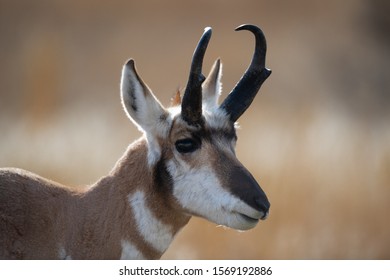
left=145, top=134, right=162, bottom=166
left=128, top=191, right=174, bottom=253
left=202, top=60, right=232, bottom=131
left=202, top=59, right=223, bottom=110
left=58, top=246, right=72, bottom=260
left=203, top=107, right=231, bottom=131
left=167, top=160, right=262, bottom=230
left=120, top=240, right=145, bottom=260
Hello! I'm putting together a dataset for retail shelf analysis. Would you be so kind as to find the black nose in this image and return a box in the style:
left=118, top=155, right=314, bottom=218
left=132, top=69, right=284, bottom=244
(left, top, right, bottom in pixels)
left=255, top=197, right=270, bottom=220
left=226, top=162, right=270, bottom=217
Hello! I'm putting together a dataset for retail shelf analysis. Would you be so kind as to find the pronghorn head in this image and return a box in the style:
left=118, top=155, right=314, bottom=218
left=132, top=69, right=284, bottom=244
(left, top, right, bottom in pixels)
left=120, top=25, right=271, bottom=230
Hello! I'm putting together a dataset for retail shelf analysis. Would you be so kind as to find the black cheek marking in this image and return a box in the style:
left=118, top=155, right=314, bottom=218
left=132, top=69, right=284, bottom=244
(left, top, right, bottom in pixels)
left=154, top=157, right=173, bottom=195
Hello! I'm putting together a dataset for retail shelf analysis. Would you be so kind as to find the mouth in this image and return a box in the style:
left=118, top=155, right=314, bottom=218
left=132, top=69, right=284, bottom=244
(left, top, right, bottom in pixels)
left=237, top=209, right=269, bottom=223
left=238, top=213, right=260, bottom=223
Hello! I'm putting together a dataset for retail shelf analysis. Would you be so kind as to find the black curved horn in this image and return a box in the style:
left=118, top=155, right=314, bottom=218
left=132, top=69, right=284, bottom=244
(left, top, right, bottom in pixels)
left=220, top=24, right=271, bottom=122
left=181, top=27, right=212, bottom=126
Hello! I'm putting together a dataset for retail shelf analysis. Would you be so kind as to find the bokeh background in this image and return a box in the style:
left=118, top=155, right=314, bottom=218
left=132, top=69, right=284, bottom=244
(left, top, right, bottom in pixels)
left=1, top=0, right=389, bottom=259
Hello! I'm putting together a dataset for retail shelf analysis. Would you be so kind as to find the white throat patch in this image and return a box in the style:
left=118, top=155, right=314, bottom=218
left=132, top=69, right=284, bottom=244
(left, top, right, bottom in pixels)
left=127, top=191, right=174, bottom=254
left=120, top=240, right=145, bottom=260
left=58, top=246, right=72, bottom=260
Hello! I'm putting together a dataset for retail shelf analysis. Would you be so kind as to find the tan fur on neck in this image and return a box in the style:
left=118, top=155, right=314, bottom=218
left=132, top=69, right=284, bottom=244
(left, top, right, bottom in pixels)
left=0, top=138, right=189, bottom=259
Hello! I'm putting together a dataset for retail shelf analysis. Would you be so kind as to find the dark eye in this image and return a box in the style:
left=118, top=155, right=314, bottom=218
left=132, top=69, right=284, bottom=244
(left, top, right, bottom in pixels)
left=175, top=138, right=200, bottom=154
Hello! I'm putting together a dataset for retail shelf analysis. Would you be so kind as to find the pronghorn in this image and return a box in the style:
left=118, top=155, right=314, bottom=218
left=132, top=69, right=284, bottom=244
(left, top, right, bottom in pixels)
left=0, top=24, right=271, bottom=260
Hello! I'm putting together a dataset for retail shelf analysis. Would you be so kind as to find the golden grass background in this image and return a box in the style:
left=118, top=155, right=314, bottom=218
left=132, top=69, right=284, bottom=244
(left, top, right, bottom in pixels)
left=0, top=0, right=389, bottom=259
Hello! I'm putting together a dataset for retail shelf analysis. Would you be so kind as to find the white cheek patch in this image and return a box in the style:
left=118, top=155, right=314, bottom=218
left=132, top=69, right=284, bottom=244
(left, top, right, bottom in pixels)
left=120, top=240, right=145, bottom=260
left=167, top=158, right=263, bottom=230
left=167, top=161, right=247, bottom=226
left=127, top=191, right=174, bottom=254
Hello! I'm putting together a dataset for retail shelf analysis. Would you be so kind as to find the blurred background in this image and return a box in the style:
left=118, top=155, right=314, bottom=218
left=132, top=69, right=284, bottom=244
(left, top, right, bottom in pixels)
left=0, top=0, right=389, bottom=259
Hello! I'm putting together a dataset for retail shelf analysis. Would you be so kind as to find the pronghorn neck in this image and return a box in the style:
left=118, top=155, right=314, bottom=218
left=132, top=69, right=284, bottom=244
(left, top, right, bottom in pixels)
left=83, top=137, right=190, bottom=259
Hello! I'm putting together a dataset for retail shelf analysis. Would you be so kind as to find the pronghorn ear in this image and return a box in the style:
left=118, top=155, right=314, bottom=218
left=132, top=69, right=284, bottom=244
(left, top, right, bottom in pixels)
left=202, top=59, right=222, bottom=109
left=121, top=59, right=168, bottom=135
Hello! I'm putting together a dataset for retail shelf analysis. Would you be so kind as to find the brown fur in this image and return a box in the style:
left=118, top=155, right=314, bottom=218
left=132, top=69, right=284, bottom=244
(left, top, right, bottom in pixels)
left=0, top=137, right=189, bottom=259
left=171, top=89, right=182, bottom=106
